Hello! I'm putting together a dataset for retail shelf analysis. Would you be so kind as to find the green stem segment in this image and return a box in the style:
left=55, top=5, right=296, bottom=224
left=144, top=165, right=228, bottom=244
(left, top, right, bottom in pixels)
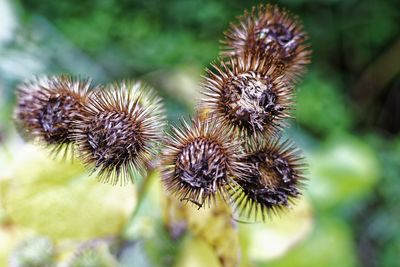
left=121, top=168, right=157, bottom=239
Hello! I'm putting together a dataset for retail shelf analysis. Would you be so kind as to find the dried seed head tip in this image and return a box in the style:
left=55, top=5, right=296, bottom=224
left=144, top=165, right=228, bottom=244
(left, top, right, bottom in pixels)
left=161, top=117, right=245, bottom=208
left=222, top=4, right=311, bottom=82
left=73, top=81, right=165, bottom=185
left=230, top=139, right=306, bottom=221
left=14, top=75, right=92, bottom=155
left=200, top=55, right=294, bottom=140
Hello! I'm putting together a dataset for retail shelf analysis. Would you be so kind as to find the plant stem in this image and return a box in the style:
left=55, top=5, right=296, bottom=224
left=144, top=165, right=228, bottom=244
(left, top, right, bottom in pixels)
left=121, top=167, right=158, bottom=239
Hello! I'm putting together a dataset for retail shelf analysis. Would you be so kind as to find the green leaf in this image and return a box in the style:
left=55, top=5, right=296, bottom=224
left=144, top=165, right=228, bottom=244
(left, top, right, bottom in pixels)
left=266, top=217, right=360, bottom=267
left=308, top=134, right=380, bottom=209
left=296, top=72, right=354, bottom=136
left=2, top=144, right=136, bottom=240
left=239, top=197, right=314, bottom=262
left=175, top=237, right=222, bottom=267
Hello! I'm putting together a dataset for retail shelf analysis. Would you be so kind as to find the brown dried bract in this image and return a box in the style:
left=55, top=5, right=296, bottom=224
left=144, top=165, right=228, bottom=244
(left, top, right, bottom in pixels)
left=222, top=4, right=311, bottom=82
left=161, top=117, right=246, bottom=208
left=200, top=54, right=294, bottom=141
left=73, top=81, right=165, bottom=185
left=14, top=75, right=93, bottom=157
left=229, top=138, right=306, bottom=221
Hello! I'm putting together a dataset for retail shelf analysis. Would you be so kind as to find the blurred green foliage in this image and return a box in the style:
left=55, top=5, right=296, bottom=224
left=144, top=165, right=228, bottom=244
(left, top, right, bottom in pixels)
left=0, top=0, right=399, bottom=267
left=296, top=72, right=354, bottom=136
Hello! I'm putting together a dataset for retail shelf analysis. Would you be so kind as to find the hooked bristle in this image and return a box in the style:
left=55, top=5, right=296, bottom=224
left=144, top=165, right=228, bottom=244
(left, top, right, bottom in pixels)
left=229, top=138, right=307, bottom=222
left=14, top=75, right=93, bottom=157
left=199, top=54, right=294, bottom=141
left=73, top=81, right=165, bottom=185
left=161, top=117, right=246, bottom=208
left=221, top=4, right=311, bottom=82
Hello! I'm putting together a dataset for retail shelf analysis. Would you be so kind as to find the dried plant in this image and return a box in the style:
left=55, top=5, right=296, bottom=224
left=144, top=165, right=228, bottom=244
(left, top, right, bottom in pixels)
left=200, top=54, right=294, bottom=140
left=229, top=139, right=306, bottom=221
left=72, top=81, right=165, bottom=185
left=161, top=117, right=246, bottom=208
left=14, top=76, right=93, bottom=157
left=12, top=3, right=311, bottom=223
left=222, top=4, right=311, bottom=82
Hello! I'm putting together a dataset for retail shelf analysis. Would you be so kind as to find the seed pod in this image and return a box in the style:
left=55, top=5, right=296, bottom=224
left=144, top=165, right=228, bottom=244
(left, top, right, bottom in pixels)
left=222, top=4, right=311, bottom=82
left=200, top=55, right=294, bottom=140
left=14, top=76, right=92, bottom=157
left=229, top=139, right=306, bottom=221
left=161, top=117, right=245, bottom=208
left=73, top=81, right=165, bottom=185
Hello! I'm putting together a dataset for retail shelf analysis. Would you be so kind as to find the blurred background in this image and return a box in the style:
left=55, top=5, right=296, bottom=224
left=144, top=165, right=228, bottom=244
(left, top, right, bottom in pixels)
left=0, top=0, right=399, bottom=266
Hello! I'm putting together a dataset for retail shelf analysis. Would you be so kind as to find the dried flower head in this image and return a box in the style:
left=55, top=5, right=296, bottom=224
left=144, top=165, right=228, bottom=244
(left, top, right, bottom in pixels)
left=161, top=117, right=245, bottom=208
left=200, top=55, right=294, bottom=140
left=229, top=139, right=306, bottom=221
left=73, top=81, right=165, bottom=185
left=222, top=4, right=311, bottom=82
left=14, top=76, right=92, bottom=156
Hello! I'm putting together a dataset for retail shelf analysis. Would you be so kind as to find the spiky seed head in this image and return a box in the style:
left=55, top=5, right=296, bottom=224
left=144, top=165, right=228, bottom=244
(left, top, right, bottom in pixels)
left=66, top=240, right=117, bottom=267
left=14, top=75, right=93, bottom=156
left=200, top=55, right=294, bottom=140
left=10, top=236, right=55, bottom=267
left=222, top=4, right=311, bottom=82
left=229, top=139, right=306, bottom=221
left=161, top=117, right=246, bottom=208
left=73, top=81, right=165, bottom=185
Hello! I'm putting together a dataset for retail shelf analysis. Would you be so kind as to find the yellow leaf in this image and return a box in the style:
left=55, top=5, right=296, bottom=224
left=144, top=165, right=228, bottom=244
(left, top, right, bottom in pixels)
left=2, top=144, right=136, bottom=240
left=164, top=195, right=240, bottom=267
left=240, top=197, right=314, bottom=261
